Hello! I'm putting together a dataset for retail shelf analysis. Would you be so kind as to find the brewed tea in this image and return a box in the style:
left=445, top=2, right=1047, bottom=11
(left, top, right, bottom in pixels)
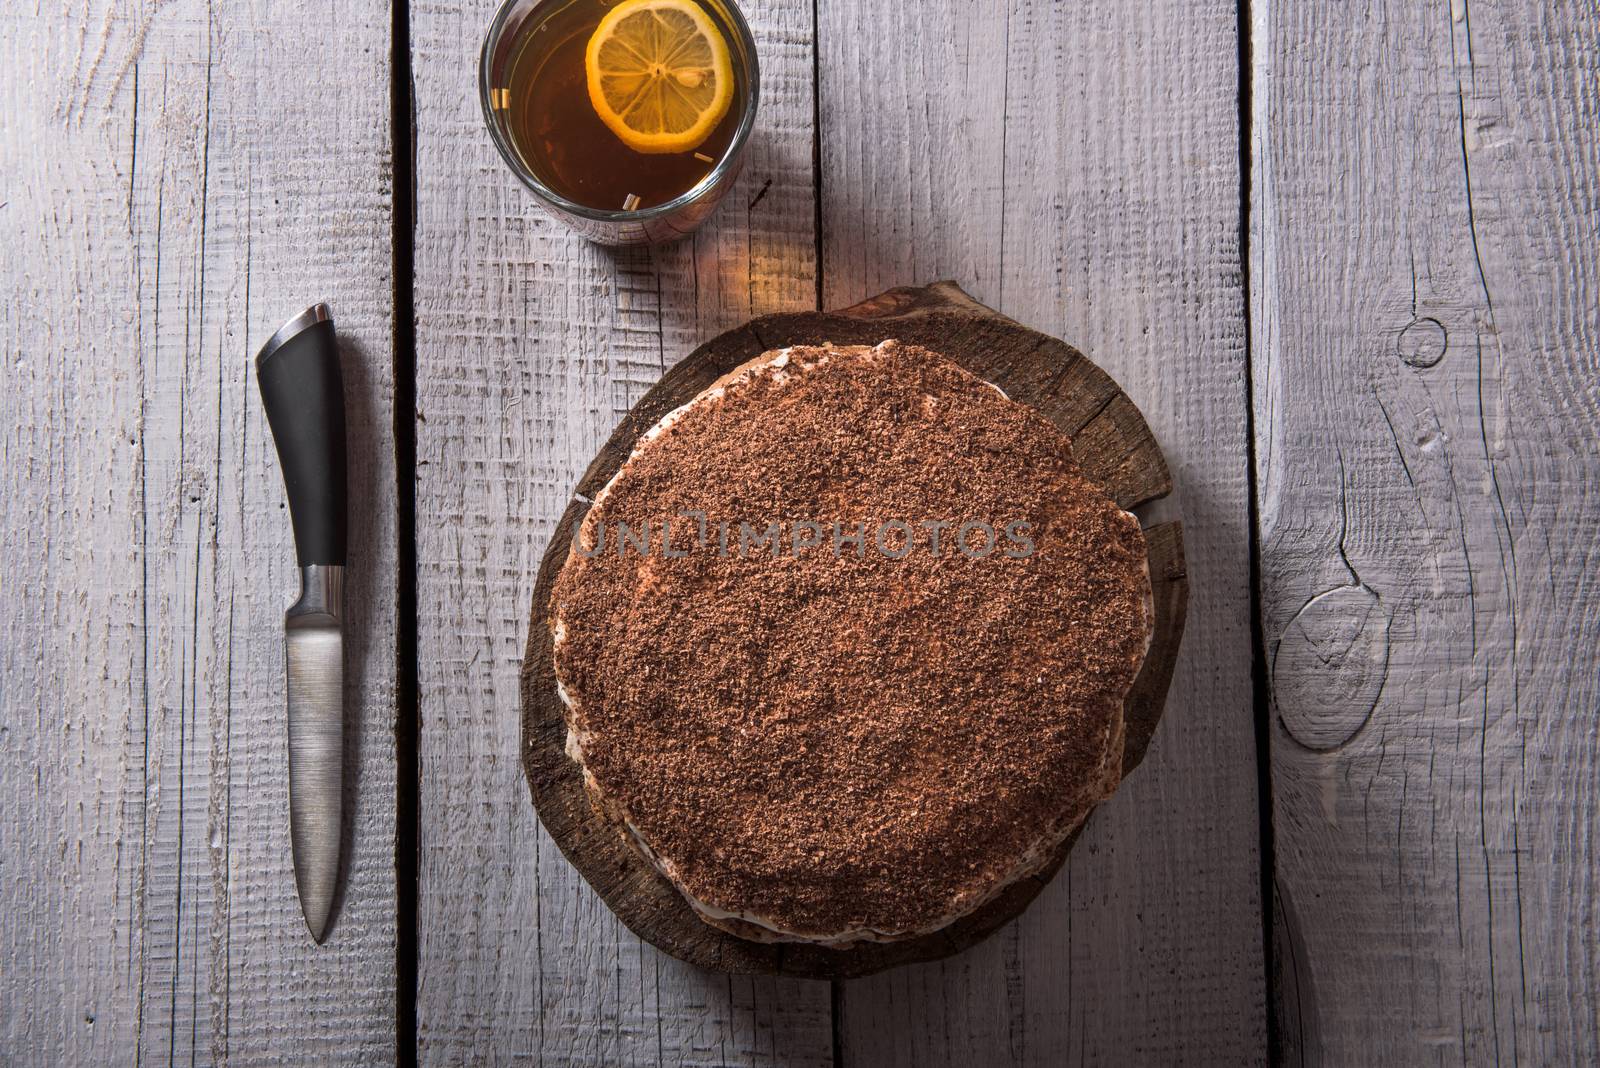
left=493, top=0, right=748, bottom=212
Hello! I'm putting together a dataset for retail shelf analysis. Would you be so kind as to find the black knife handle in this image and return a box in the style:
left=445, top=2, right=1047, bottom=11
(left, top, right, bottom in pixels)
left=256, top=305, right=347, bottom=566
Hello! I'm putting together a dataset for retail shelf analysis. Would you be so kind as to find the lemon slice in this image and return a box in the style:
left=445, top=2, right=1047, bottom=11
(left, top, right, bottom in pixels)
left=585, top=0, right=735, bottom=155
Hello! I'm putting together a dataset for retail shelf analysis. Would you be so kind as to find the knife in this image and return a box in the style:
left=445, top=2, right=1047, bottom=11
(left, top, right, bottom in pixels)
left=256, top=303, right=347, bottom=943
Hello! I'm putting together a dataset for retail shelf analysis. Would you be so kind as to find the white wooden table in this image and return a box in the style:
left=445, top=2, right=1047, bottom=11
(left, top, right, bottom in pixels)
left=2, top=0, right=1596, bottom=1063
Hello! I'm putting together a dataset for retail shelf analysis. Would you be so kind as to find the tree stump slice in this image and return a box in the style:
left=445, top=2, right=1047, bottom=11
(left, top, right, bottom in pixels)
left=519, top=281, right=1187, bottom=979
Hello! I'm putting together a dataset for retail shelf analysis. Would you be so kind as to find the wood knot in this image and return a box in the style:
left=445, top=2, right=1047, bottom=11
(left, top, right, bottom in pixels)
left=1273, top=584, right=1390, bottom=751
left=1397, top=317, right=1447, bottom=368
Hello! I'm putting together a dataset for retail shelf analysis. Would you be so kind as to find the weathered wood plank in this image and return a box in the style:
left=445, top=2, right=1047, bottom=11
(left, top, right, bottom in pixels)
left=409, top=0, right=833, bottom=1062
left=1254, top=0, right=1600, bottom=1062
left=0, top=0, right=398, bottom=1063
left=819, top=0, right=1265, bottom=1062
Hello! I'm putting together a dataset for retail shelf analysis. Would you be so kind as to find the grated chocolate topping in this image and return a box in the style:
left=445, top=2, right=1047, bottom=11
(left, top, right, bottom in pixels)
left=551, top=341, right=1150, bottom=937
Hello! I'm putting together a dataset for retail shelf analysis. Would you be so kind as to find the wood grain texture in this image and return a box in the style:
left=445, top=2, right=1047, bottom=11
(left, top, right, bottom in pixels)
left=410, top=0, right=833, bottom=1061
left=519, top=281, right=1188, bottom=980
left=0, top=1, right=398, bottom=1064
left=819, top=0, right=1265, bottom=1063
left=1254, top=0, right=1600, bottom=1061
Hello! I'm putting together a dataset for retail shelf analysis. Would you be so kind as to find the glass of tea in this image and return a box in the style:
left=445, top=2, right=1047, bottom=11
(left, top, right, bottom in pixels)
left=481, top=0, right=759, bottom=245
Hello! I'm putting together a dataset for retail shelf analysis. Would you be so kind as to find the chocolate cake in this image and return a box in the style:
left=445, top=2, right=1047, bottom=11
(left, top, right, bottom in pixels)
left=550, top=340, right=1153, bottom=945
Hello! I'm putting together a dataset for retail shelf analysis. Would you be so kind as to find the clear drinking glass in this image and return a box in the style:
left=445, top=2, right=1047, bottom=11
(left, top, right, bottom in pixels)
left=480, top=0, right=760, bottom=246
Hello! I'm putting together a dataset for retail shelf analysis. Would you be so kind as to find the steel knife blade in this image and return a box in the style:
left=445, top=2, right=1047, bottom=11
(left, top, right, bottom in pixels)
left=285, top=570, right=343, bottom=941
left=256, top=303, right=348, bottom=943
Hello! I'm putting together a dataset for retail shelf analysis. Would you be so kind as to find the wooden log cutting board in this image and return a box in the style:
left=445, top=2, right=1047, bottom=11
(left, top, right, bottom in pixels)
left=520, top=281, right=1187, bottom=979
